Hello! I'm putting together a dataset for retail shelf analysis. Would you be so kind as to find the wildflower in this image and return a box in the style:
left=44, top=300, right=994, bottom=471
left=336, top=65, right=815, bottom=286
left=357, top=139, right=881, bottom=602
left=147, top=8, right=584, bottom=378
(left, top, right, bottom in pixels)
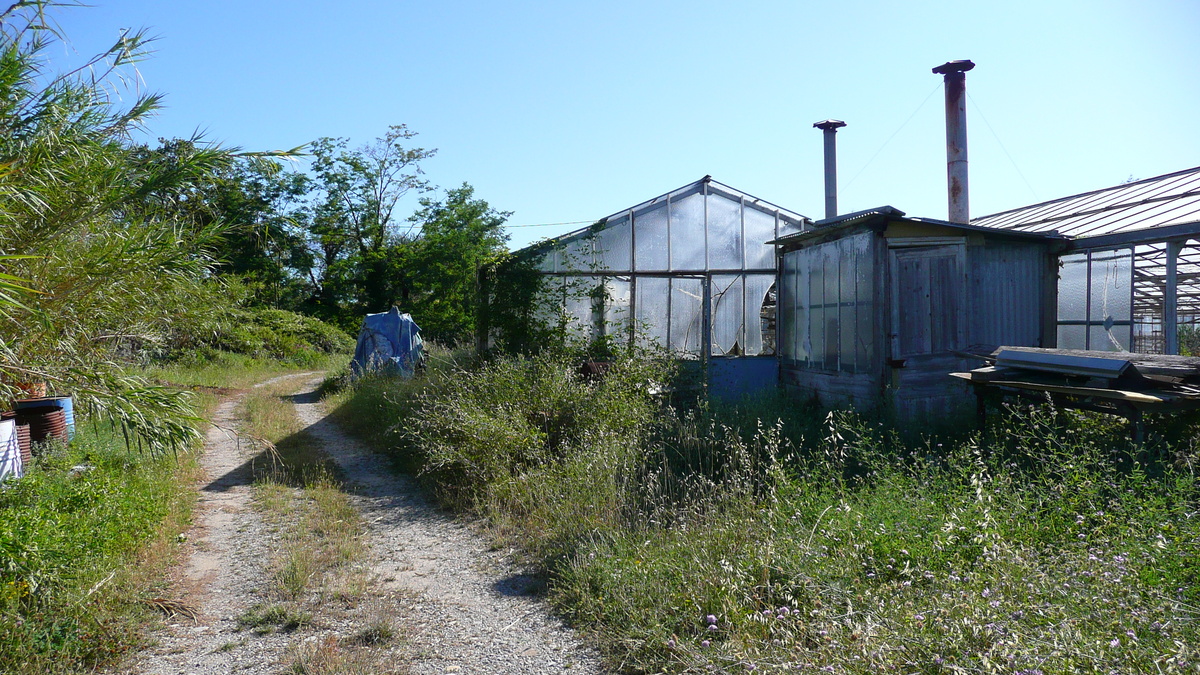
left=667, top=638, right=675, bottom=648
left=914, top=614, right=924, bottom=622
left=778, top=606, right=790, bottom=615
left=706, top=614, right=718, bottom=625
left=1109, top=638, right=1120, bottom=648
left=708, top=624, right=718, bottom=632
left=701, top=640, right=710, bottom=647
left=981, top=588, right=991, bottom=598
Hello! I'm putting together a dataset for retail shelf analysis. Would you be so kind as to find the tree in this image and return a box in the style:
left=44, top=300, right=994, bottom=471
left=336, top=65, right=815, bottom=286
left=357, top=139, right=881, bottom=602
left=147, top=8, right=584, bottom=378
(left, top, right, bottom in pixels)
left=0, top=2, right=294, bottom=452
left=299, top=126, right=436, bottom=328
left=406, top=184, right=510, bottom=343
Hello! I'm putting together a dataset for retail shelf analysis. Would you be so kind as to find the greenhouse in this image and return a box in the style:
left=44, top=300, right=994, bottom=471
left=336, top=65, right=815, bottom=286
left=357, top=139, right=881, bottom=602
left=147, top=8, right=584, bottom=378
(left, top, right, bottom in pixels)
left=519, top=176, right=809, bottom=395
left=972, top=165, right=1200, bottom=355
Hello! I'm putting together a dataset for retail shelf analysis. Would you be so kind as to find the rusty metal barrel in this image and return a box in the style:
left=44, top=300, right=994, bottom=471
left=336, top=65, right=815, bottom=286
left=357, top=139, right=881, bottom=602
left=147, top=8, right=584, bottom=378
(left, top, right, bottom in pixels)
left=16, top=395, right=74, bottom=440
left=0, top=411, right=32, bottom=464
left=14, top=405, right=68, bottom=445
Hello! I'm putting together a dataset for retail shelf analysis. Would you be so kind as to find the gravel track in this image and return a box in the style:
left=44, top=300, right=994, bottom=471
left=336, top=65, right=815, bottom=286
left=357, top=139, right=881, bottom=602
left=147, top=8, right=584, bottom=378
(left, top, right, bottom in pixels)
left=122, top=372, right=602, bottom=674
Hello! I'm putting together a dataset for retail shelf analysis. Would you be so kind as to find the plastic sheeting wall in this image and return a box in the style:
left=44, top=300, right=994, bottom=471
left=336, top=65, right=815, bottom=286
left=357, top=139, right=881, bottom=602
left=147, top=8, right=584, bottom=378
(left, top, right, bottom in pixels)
left=778, top=233, right=875, bottom=373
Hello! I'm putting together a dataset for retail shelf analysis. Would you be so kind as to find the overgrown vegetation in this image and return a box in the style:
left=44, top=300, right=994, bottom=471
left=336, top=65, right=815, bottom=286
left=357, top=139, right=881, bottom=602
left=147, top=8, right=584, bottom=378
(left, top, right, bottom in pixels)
left=331, top=349, right=1200, bottom=674
left=0, top=431, right=197, bottom=673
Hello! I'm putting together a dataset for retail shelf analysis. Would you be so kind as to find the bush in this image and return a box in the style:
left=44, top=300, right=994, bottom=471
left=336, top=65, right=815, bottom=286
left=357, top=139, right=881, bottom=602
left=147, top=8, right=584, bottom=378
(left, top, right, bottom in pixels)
left=178, top=307, right=354, bottom=365
left=0, top=431, right=191, bottom=672
left=330, top=352, right=1200, bottom=674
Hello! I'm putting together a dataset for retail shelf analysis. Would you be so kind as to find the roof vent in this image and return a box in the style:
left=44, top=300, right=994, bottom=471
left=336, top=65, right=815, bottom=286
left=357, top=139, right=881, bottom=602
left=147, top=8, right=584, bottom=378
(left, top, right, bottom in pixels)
left=813, top=119, right=846, bottom=220
left=932, top=60, right=975, bottom=224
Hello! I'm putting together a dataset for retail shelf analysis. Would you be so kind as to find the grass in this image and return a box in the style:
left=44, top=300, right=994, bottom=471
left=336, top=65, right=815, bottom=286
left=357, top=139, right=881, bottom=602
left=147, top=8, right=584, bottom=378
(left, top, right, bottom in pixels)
left=328, top=348, right=1200, bottom=674
left=238, top=375, right=409, bottom=673
left=0, top=430, right=199, bottom=673
left=0, top=347, right=351, bottom=674
left=238, top=603, right=314, bottom=634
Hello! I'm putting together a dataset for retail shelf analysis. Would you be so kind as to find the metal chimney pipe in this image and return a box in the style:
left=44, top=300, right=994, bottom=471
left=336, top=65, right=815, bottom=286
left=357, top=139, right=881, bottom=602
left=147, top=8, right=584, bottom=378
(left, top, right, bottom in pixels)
left=932, top=60, right=975, bottom=224
left=813, top=119, right=846, bottom=219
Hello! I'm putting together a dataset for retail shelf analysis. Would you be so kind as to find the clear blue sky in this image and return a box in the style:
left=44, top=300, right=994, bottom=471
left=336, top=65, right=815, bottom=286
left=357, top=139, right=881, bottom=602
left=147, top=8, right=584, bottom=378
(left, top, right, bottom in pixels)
left=57, top=1, right=1200, bottom=250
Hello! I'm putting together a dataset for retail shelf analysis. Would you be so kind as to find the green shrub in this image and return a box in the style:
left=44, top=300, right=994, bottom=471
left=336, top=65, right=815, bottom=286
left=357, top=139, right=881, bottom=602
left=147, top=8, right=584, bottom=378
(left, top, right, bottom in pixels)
left=172, top=306, right=354, bottom=365
left=0, top=430, right=190, bottom=672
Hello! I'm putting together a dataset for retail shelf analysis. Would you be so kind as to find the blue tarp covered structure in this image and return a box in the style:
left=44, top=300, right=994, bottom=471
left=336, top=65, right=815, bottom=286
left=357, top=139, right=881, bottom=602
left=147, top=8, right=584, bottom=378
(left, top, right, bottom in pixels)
left=351, top=307, right=424, bottom=377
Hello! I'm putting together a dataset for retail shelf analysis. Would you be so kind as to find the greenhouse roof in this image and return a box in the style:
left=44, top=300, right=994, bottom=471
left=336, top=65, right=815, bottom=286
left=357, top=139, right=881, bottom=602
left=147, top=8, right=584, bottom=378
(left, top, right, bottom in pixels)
left=523, top=175, right=810, bottom=252
left=971, top=166, right=1200, bottom=240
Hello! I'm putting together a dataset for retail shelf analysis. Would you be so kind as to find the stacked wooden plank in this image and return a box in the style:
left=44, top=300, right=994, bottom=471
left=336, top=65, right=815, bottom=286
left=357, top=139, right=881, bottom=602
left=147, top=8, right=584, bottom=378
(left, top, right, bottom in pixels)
left=950, top=346, right=1200, bottom=417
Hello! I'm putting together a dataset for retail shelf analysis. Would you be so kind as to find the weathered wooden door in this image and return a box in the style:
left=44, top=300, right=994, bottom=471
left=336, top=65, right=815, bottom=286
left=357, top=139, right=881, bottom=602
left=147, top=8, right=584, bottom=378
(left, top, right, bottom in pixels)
left=889, top=245, right=966, bottom=357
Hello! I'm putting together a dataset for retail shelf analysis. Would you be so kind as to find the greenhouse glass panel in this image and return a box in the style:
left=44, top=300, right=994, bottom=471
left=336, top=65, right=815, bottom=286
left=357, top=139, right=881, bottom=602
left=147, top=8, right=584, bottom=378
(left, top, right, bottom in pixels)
left=670, top=278, right=704, bottom=355
left=707, top=193, right=743, bottom=270
left=563, top=276, right=600, bottom=339
left=1057, top=253, right=1088, bottom=321
left=711, top=274, right=744, bottom=355
left=1058, top=324, right=1086, bottom=350
left=1089, top=324, right=1131, bottom=352
left=743, top=205, right=777, bottom=270
left=535, top=249, right=556, bottom=273
left=635, top=277, right=669, bottom=349
left=558, top=236, right=594, bottom=273
left=745, top=275, right=775, bottom=356
left=597, top=216, right=632, bottom=273
left=778, top=218, right=805, bottom=239
left=533, top=276, right=565, bottom=327
left=670, top=192, right=707, bottom=271
left=634, top=204, right=668, bottom=271
left=603, top=277, right=631, bottom=339
left=1089, top=249, right=1132, bottom=324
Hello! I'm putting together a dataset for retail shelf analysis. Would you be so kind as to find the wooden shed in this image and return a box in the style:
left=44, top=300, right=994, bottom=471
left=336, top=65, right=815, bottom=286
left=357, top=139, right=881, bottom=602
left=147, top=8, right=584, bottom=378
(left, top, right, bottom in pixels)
left=772, top=206, right=1065, bottom=422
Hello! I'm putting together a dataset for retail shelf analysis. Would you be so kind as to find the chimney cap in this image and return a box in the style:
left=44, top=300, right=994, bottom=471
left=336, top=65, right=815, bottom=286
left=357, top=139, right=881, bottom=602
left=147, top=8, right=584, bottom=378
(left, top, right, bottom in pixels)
left=813, top=119, right=847, bottom=130
left=932, top=60, right=975, bottom=75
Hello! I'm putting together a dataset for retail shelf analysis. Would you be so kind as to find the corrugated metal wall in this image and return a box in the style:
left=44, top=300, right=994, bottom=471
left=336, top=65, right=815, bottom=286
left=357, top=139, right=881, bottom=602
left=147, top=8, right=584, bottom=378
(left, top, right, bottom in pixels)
left=968, top=242, right=1047, bottom=349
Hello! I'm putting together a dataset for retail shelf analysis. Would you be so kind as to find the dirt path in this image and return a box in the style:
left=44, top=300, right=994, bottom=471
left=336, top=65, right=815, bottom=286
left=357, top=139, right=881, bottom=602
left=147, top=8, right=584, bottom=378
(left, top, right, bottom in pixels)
left=124, top=373, right=601, bottom=674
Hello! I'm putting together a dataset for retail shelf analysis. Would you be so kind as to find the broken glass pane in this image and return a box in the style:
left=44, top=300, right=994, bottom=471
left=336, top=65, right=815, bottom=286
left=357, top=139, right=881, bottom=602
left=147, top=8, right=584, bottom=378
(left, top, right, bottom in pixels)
left=670, top=278, right=704, bottom=356
left=745, top=274, right=775, bottom=356
left=711, top=274, right=744, bottom=355
left=1089, top=248, right=1132, bottom=324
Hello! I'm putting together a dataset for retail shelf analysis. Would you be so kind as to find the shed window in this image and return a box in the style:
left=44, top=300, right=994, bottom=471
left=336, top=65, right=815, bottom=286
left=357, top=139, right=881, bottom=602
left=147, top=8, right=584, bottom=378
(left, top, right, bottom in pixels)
left=780, top=233, right=875, bottom=373
left=1057, top=248, right=1133, bottom=351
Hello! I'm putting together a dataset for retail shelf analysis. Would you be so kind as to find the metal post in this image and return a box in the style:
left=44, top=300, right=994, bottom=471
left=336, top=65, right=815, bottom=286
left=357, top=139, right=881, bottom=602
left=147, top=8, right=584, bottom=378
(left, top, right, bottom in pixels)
left=1165, top=240, right=1182, bottom=354
left=932, top=60, right=975, bottom=224
left=813, top=120, right=846, bottom=219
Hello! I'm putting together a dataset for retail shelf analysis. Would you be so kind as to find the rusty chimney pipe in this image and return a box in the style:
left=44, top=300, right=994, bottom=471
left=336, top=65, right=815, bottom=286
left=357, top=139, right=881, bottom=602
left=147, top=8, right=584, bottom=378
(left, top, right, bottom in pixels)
left=932, top=60, right=975, bottom=224
left=813, top=119, right=846, bottom=220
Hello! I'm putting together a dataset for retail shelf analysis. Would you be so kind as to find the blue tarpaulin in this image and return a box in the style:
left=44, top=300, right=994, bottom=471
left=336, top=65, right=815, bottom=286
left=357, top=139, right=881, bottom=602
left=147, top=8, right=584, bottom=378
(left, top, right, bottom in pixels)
left=351, top=307, right=423, bottom=377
